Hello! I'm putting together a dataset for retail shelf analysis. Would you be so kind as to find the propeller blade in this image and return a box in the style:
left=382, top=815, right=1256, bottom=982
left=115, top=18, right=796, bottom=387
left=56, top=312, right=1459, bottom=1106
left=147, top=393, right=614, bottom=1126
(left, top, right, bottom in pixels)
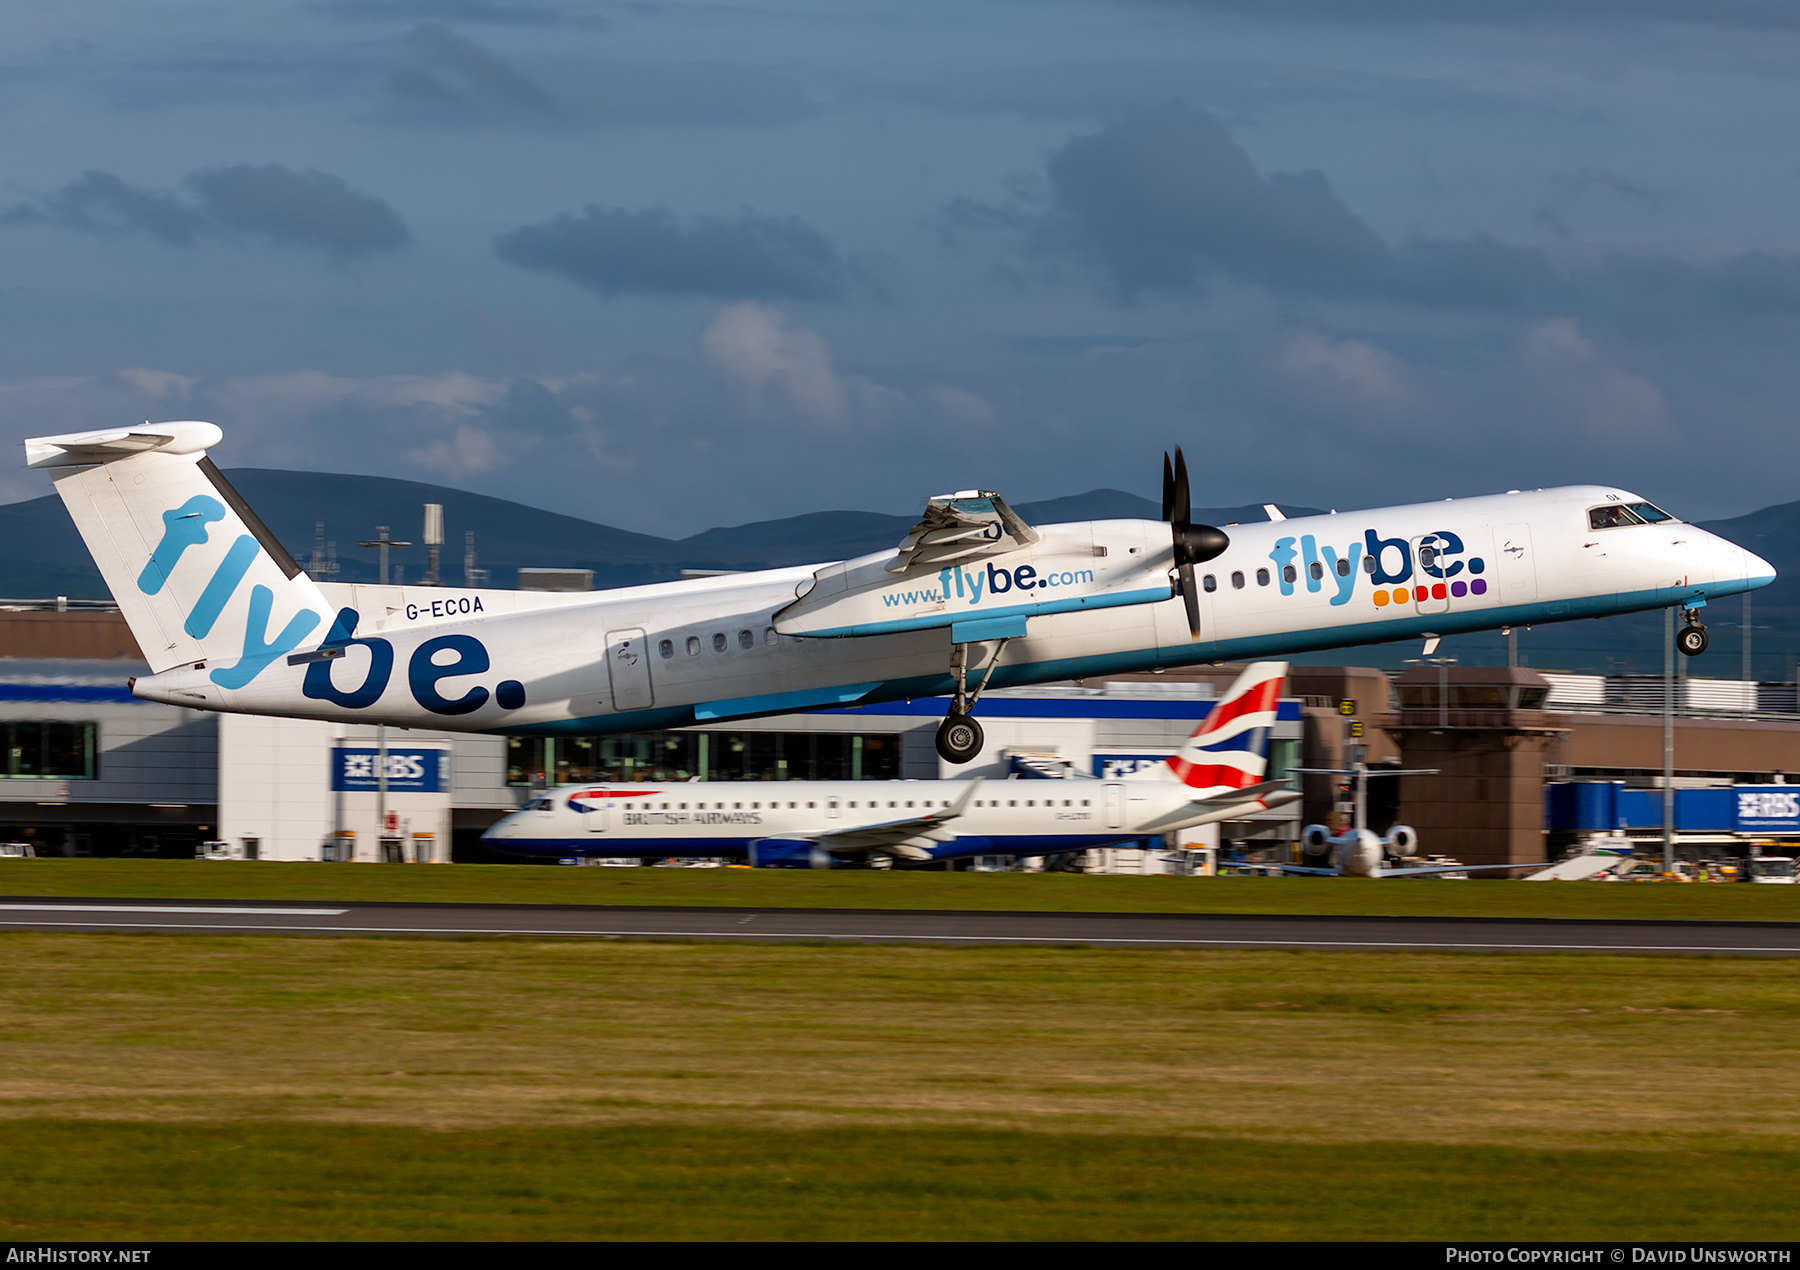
left=1170, top=447, right=1191, bottom=526
left=1180, top=562, right=1201, bottom=638
left=1161, top=451, right=1176, bottom=523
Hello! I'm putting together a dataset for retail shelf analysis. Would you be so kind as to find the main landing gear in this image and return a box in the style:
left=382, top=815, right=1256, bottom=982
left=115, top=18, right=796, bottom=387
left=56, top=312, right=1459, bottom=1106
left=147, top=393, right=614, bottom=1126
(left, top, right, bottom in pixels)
left=936, top=637, right=1013, bottom=764
left=1677, top=609, right=1709, bottom=657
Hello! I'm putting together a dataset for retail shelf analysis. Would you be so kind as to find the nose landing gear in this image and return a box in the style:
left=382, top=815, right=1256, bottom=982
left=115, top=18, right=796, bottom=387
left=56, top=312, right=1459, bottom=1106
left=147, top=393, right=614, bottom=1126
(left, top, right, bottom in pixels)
left=935, top=637, right=1012, bottom=764
left=1677, top=609, right=1708, bottom=657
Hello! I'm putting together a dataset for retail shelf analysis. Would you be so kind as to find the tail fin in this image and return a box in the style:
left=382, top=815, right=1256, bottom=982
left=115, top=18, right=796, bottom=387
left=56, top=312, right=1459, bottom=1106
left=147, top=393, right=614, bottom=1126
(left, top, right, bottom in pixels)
left=26, top=422, right=330, bottom=684
left=1130, top=661, right=1287, bottom=793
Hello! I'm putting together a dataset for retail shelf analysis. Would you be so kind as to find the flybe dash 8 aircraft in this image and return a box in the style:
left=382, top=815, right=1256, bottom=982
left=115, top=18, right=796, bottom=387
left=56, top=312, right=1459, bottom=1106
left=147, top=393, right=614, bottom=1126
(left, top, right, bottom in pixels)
left=24, top=422, right=1774, bottom=764
left=482, top=662, right=1297, bottom=866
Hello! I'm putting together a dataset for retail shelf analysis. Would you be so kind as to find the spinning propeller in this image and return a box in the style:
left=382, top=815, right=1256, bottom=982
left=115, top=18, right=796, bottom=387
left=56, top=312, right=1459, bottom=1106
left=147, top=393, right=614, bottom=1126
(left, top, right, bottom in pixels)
left=1161, top=447, right=1230, bottom=638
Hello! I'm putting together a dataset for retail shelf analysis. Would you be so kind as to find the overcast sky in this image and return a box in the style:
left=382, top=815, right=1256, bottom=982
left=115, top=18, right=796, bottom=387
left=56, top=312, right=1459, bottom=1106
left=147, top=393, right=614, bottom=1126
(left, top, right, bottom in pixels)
left=4, top=0, right=1799, bottom=534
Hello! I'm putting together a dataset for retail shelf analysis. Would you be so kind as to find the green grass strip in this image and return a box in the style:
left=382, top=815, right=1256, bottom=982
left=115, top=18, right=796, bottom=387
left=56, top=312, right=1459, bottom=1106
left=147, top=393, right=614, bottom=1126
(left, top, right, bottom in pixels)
left=2, top=1121, right=1796, bottom=1241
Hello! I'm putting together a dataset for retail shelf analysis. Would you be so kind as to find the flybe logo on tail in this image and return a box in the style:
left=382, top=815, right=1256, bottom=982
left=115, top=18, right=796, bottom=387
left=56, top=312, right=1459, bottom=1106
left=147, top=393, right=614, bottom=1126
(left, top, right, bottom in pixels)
left=137, top=495, right=321, bottom=689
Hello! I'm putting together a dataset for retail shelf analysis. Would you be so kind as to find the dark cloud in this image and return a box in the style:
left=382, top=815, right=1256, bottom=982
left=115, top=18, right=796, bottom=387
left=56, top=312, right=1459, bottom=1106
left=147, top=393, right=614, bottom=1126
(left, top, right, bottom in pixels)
left=0, top=171, right=209, bottom=245
left=378, top=22, right=559, bottom=124
left=1027, top=105, right=1796, bottom=323
left=891, top=58, right=1530, bottom=123
left=2, top=166, right=409, bottom=255
left=374, top=25, right=812, bottom=130
left=185, top=165, right=411, bottom=254
left=1035, top=105, right=1558, bottom=309
left=314, top=0, right=605, bottom=27
left=494, top=206, right=847, bottom=301
left=1160, top=0, right=1800, bottom=28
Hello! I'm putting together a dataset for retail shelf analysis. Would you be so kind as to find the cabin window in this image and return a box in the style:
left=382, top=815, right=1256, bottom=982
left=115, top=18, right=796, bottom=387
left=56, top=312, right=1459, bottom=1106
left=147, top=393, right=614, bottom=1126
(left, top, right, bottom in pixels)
left=1336, top=557, right=1351, bottom=577
left=1008, top=800, right=1017, bottom=807
left=1419, top=545, right=1436, bottom=569
left=1082, top=800, right=1090, bottom=806
left=1231, top=571, right=1245, bottom=589
left=1308, top=561, right=1323, bottom=581
left=765, top=627, right=778, bottom=646
left=658, top=639, right=674, bottom=659
left=1362, top=556, right=1376, bottom=574
left=713, top=632, right=728, bottom=652
left=1282, top=565, right=1297, bottom=584
left=738, top=629, right=754, bottom=650
left=1589, top=504, right=1645, bottom=530
left=686, top=636, right=701, bottom=656
left=1256, top=568, right=1270, bottom=587
left=1202, top=574, right=1217, bottom=592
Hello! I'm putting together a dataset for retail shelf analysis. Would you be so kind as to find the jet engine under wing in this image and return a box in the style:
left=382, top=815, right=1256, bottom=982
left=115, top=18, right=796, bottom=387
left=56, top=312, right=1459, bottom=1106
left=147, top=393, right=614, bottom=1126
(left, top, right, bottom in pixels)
left=797, top=778, right=984, bottom=857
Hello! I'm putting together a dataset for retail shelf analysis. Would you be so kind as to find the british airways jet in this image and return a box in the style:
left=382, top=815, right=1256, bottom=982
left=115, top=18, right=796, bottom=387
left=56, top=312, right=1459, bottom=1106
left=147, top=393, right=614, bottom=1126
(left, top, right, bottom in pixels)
left=23, top=423, right=1774, bottom=764
left=481, top=662, right=1296, bottom=867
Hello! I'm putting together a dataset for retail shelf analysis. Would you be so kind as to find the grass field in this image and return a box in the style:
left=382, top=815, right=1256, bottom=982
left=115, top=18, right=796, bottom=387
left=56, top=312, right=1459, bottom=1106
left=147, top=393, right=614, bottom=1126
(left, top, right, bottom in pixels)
left=1, top=932, right=1797, bottom=1239
left=3, top=856, right=1798, bottom=921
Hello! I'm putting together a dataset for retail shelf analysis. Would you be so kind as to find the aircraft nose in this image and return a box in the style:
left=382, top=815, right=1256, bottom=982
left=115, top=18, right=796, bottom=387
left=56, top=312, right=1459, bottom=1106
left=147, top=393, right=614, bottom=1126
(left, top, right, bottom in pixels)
left=1742, top=545, right=1777, bottom=587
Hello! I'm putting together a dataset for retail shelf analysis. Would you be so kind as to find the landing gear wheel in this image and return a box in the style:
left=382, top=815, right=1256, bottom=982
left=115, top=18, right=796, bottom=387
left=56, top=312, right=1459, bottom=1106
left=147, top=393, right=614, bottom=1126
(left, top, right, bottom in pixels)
left=935, top=712, right=984, bottom=764
left=1677, top=623, right=1709, bottom=657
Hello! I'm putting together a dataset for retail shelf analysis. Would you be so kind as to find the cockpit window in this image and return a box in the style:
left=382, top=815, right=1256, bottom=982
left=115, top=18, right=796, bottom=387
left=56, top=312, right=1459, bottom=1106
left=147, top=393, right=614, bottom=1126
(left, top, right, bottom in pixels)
left=1627, top=501, right=1676, bottom=524
left=1588, top=505, right=1644, bottom=530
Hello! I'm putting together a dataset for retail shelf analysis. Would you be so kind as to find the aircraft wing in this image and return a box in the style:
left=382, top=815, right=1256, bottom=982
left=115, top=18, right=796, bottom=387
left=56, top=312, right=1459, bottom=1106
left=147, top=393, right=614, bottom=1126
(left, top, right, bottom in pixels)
left=886, top=491, right=1040, bottom=574
left=805, top=779, right=985, bottom=856
left=1374, top=861, right=1550, bottom=878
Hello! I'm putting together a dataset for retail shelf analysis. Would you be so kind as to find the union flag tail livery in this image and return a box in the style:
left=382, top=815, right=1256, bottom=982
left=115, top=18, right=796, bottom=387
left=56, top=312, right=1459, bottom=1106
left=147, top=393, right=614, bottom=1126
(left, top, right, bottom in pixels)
left=1132, top=661, right=1287, bottom=794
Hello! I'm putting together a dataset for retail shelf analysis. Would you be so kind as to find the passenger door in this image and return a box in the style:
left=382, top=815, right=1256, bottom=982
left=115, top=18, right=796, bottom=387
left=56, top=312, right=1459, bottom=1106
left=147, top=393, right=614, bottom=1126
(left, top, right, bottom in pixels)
left=1104, top=782, right=1126, bottom=829
left=605, top=629, right=654, bottom=711
left=1491, top=525, right=1537, bottom=605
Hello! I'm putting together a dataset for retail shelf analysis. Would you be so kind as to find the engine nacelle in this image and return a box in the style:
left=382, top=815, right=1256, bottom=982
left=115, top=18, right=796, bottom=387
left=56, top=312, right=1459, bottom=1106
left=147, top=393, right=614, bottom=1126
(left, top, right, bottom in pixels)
left=1300, top=824, right=1421, bottom=876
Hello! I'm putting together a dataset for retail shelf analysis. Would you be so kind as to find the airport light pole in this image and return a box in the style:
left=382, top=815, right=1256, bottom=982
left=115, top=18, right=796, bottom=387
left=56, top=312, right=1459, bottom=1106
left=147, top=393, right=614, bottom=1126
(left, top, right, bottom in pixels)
left=1664, top=605, right=1675, bottom=874
left=359, top=526, right=413, bottom=862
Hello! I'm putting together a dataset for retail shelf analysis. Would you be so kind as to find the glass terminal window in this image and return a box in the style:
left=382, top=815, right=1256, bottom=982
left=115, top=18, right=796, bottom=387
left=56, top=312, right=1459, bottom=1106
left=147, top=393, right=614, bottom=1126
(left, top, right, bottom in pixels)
left=2, top=722, right=96, bottom=779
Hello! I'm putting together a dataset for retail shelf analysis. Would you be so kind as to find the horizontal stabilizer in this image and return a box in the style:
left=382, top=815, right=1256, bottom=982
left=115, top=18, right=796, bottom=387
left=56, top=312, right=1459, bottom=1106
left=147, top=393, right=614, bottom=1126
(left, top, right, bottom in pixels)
left=25, top=422, right=222, bottom=469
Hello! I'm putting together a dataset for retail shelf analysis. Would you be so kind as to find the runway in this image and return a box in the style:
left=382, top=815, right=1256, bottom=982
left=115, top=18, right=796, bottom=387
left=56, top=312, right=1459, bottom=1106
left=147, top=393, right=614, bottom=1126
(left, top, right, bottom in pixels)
left=2, top=898, right=1798, bottom=954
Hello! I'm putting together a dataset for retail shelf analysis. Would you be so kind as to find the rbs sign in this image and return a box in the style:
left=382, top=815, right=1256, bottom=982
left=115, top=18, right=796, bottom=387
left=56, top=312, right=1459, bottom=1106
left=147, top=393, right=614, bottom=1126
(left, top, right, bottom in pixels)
left=332, top=747, right=445, bottom=793
left=1736, top=786, right=1800, bottom=832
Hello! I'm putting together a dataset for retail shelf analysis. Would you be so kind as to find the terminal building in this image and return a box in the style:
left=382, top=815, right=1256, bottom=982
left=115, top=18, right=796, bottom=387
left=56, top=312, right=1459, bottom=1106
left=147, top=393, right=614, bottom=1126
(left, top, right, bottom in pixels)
left=4, top=605, right=1799, bottom=870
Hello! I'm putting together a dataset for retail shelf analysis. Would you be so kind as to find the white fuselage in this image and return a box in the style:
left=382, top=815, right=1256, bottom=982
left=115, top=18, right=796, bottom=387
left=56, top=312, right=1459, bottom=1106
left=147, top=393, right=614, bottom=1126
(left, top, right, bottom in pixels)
left=130, top=485, right=1773, bottom=737
left=482, top=774, right=1278, bottom=864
